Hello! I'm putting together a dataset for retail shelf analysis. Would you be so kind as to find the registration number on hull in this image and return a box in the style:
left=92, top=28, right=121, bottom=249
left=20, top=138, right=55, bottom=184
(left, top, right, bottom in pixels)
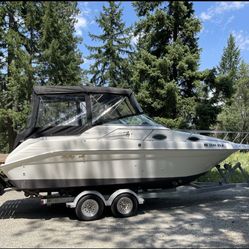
left=204, top=143, right=224, bottom=148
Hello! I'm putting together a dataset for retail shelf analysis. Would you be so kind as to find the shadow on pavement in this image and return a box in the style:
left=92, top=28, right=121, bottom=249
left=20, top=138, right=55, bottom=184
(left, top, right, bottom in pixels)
left=0, top=189, right=249, bottom=247
left=0, top=197, right=76, bottom=220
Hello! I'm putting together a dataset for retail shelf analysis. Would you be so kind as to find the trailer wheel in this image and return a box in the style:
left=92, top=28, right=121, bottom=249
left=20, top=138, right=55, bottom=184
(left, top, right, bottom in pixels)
left=111, top=193, right=138, bottom=218
left=75, top=194, right=105, bottom=221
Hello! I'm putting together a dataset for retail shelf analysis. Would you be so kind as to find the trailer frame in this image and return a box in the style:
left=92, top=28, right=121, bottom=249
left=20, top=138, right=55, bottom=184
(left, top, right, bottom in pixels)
left=36, top=161, right=249, bottom=220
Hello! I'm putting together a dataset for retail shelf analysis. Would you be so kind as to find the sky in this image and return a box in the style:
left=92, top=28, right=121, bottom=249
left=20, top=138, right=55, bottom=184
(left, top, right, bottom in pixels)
left=75, top=1, right=249, bottom=71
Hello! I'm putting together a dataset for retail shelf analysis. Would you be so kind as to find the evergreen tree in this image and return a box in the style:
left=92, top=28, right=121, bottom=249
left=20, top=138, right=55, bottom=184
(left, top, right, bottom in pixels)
left=194, top=68, right=233, bottom=130
left=20, top=1, right=44, bottom=85
left=132, top=1, right=201, bottom=128
left=217, top=34, right=240, bottom=80
left=39, top=1, right=83, bottom=85
left=204, top=34, right=242, bottom=131
left=0, top=2, right=35, bottom=151
left=0, top=2, right=84, bottom=152
left=87, top=1, right=132, bottom=87
left=194, top=34, right=240, bottom=130
left=218, top=61, right=249, bottom=131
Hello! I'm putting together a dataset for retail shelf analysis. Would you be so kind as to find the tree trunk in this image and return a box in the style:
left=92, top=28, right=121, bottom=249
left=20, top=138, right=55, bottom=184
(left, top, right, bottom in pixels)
left=6, top=9, right=15, bottom=152
left=7, top=118, right=16, bottom=152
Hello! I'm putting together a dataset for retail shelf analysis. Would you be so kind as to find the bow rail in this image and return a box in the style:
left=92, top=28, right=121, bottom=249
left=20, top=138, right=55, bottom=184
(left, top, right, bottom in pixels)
left=178, top=130, right=249, bottom=145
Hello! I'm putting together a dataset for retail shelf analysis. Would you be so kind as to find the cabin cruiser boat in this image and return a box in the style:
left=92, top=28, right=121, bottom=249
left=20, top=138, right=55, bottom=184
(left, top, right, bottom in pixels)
left=0, top=86, right=248, bottom=195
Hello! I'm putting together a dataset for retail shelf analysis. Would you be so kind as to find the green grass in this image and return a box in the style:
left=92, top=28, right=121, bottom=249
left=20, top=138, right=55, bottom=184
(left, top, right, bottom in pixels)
left=198, top=151, right=249, bottom=183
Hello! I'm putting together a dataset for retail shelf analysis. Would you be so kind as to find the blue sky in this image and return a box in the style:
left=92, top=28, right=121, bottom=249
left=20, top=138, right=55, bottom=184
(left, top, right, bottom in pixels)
left=75, top=1, right=249, bottom=71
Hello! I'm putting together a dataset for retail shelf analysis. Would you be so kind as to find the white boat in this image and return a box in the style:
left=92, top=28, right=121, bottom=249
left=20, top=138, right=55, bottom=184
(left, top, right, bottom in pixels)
left=0, top=86, right=248, bottom=195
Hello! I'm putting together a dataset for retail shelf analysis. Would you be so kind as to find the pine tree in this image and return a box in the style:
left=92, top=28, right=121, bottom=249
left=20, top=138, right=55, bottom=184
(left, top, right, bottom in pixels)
left=194, top=68, right=233, bottom=130
left=208, top=34, right=242, bottom=131
left=87, top=1, right=132, bottom=87
left=132, top=1, right=201, bottom=128
left=39, top=2, right=83, bottom=85
left=218, top=61, right=249, bottom=131
left=217, top=34, right=240, bottom=80
left=0, top=2, right=35, bottom=151
left=0, top=2, right=84, bottom=152
left=20, top=2, right=44, bottom=85
left=194, top=34, right=240, bottom=130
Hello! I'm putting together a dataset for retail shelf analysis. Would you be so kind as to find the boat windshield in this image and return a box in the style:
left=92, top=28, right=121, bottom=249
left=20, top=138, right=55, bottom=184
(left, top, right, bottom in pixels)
left=91, top=93, right=140, bottom=125
left=107, top=114, right=163, bottom=127
left=35, top=93, right=142, bottom=128
left=14, top=86, right=145, bottom=148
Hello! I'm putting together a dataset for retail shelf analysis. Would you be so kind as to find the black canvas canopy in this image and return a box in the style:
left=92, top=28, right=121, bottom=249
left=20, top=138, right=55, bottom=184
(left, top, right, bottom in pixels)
left=33, top=85, right=133, bottom=96
left=14, top=85, right=143, bottom=148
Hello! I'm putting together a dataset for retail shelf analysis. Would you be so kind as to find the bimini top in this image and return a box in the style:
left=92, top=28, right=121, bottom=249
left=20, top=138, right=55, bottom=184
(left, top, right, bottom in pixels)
left=33, top=85, right=133, bottom=96
left=14, top=85, right=143, bottom=148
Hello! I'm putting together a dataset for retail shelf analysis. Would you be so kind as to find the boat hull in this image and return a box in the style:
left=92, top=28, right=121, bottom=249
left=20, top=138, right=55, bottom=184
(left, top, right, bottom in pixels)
left=9, top=174, right=206, bottom=193
left=2, top=148, right=236, bottom=193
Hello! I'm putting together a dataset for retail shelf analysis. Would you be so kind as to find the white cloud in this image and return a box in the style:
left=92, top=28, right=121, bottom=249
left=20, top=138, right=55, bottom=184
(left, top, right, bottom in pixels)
left=200, top=2, right=249, bottom=22
left=78, top=2, right=91, bottom=15
left=75, top=2, right=96, bottom=36
left=226, top=15, right=235, bottom=24
left=232, top=30, right=249, bottom=51
left=200, top=12, right=212, bottom=21
left=222, top=15, right=235, bottom=30
left=75, top=15, right=87, bottom=36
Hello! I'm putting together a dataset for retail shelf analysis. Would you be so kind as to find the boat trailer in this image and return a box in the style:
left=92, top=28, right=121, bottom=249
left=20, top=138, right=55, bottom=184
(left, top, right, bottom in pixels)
left=36, top=161, right=249, bottom=221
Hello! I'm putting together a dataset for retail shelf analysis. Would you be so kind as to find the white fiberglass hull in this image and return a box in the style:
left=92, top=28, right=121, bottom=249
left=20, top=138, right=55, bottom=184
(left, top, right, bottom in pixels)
left=3, top=149, right=236, bottom=191
left=1, top=125, right=242, bottom=192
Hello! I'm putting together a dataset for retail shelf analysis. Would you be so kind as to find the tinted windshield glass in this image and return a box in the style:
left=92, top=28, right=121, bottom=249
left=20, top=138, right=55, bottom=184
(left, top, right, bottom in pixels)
left=107, top=114, right=163, bottom=126
left=36, top=95, right=87, bottom=128
left=91, top=94, right=138, bottom=125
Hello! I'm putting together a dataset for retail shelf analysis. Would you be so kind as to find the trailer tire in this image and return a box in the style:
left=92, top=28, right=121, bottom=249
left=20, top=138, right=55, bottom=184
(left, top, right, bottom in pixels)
left=111, top=193, right=138, bottom=218
left=75, top=194, right=105, bottom=221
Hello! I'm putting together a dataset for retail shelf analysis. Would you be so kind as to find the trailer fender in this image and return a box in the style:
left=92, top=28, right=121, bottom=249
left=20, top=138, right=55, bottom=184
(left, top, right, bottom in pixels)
left=66, top=190, right=106, bottom=208
left=106, top=189, right=144, bottom=206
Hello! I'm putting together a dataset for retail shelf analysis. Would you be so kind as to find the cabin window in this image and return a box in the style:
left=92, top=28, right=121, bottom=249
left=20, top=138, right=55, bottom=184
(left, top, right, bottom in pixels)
left=36, top=95, right=87, bottom=128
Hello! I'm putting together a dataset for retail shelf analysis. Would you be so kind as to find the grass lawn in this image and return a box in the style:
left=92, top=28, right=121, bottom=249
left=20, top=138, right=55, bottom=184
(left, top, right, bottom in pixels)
left=198, top=151, right=249, bottom=183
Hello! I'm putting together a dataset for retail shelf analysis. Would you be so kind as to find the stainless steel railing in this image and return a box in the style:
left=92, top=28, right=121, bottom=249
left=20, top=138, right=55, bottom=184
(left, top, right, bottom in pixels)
left=180, top=130, right=249, bottom=145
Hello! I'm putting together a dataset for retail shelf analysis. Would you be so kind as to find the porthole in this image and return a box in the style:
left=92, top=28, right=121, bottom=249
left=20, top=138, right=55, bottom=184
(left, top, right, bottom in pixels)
left=152, top=134, right=167, bottom=140
left=188, top=136, right=200, bottom=142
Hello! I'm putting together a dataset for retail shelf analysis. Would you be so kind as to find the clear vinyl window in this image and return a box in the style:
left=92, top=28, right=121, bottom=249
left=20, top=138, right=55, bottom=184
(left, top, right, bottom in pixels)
left=36, top=95, right=87, bottom=128
left=107, top=114, right=163, bottom=126
left=91, top=94, right=137, bottom=125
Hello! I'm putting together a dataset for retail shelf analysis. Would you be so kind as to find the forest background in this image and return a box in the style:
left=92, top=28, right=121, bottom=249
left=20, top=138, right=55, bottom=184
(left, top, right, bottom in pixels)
left=0, top=1, right=248, bottom=153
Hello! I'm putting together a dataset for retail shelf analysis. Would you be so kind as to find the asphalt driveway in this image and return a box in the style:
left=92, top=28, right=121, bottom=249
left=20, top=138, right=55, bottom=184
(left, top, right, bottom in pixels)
left=0, top=187, right=249, bottom=248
